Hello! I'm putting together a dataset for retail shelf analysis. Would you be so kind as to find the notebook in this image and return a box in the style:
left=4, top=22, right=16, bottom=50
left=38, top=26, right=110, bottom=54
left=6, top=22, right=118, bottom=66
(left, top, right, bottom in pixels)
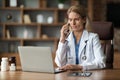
left=18, top=46, right=65, bottom=73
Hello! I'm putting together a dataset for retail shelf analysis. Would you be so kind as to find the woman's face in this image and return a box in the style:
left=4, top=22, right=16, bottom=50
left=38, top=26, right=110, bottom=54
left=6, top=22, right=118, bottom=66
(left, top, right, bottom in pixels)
left=68, top=12, right=85, bottom=32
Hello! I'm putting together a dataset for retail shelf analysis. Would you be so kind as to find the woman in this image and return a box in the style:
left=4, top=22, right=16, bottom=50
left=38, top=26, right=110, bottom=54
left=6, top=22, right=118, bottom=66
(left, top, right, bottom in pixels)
left=55, top=5, right=106, bottom=71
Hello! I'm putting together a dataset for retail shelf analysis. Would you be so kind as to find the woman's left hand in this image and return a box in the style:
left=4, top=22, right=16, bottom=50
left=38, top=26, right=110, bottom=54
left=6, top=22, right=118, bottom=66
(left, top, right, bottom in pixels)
left=59, top=64, right=83, bottom=70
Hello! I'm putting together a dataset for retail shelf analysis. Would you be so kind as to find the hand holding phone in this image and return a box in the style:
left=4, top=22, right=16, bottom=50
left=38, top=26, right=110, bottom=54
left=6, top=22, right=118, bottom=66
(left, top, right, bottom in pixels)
left=60, top=23, right=70, bottom=43
left=64, top=23, right=70, bottom=37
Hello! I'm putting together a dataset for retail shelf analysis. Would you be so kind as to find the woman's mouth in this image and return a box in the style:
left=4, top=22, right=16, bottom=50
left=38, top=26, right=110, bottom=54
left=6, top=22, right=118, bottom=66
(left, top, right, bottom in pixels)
left=72, top=26, right=77, bottom=29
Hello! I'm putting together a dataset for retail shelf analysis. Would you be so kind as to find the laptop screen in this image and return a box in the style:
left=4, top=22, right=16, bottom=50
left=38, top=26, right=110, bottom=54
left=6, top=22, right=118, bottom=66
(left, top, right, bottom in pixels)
left=18, top=46, right=55, bottom=73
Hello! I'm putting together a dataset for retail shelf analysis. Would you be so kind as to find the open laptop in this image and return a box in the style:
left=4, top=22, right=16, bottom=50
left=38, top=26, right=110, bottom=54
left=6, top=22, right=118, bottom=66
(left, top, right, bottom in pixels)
left=18, top=46, right=65, bottom=74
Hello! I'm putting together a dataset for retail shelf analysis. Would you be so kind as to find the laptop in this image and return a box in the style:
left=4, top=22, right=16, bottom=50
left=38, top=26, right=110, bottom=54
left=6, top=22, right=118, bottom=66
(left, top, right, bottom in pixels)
left=18, top=46, right=65, bottom=74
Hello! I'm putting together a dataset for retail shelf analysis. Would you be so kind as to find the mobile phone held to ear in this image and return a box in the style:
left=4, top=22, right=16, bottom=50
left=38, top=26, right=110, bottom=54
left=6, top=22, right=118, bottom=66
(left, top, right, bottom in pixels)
left=64, top=23, right=70, bottom=37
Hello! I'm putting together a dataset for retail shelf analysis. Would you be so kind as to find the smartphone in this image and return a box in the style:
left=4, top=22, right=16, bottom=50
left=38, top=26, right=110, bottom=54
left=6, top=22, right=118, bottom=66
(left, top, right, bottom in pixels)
left=64, top=23, right=70, bottom=37
left=68, top=72, right=92, bottom=77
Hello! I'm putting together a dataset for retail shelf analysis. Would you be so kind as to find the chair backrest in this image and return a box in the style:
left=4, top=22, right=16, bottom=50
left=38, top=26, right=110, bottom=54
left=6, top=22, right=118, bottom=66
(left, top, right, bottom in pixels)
left=91, top=21, right=114, bottom=69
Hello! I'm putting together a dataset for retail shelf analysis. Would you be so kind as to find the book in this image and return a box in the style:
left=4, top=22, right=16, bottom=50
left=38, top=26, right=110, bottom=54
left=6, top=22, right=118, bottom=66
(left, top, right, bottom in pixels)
left=6, top=30, right=11, bottom=39
left=24, top=14, right=31, bottom=23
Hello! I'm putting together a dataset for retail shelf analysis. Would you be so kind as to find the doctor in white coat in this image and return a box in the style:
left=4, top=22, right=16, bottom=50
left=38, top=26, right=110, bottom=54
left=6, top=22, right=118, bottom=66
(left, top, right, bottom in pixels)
left=55, top=5, right=106, bottom=71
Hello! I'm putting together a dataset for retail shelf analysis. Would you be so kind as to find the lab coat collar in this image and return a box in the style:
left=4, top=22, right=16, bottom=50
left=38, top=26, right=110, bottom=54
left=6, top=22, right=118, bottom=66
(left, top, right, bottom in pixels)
left=66, top=30, right=89, bottom=55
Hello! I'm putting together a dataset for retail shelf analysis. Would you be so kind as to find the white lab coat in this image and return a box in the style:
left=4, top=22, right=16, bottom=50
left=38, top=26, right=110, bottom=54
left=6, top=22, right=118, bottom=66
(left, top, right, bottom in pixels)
left=55, top=30, right=106, bottom=70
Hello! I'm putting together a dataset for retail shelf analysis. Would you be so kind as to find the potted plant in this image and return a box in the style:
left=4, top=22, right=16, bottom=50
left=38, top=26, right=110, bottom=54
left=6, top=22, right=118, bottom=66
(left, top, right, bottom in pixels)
left=58, top=0, right=67, bottom=9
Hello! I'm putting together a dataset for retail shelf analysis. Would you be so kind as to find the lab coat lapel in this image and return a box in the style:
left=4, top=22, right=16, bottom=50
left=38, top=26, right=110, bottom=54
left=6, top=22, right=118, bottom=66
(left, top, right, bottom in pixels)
left=79, top=30, right=89, bottom=54
left=67, top=32, right=76, bottom=57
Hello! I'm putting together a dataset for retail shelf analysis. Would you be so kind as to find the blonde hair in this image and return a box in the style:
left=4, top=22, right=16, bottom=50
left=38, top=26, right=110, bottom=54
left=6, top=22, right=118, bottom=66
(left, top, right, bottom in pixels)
left=85, top=16, right=93, bottom=32
left=67, top=5, right=87, bottom=19
left=67, top=5, right=93, bottom=32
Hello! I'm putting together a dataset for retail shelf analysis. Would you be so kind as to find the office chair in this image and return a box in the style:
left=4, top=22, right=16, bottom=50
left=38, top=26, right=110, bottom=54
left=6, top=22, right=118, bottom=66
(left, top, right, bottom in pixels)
left=91, top=21, right=114, bottom=69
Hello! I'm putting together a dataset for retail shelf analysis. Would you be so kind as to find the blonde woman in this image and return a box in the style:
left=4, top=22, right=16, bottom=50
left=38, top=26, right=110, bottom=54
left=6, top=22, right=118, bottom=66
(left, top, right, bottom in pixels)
left=55, top=5, right=106, bottom=71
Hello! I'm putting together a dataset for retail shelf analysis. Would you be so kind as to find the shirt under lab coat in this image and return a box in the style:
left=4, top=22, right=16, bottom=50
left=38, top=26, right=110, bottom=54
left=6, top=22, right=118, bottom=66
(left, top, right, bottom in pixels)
left=55, top=30, right=106, bottom=70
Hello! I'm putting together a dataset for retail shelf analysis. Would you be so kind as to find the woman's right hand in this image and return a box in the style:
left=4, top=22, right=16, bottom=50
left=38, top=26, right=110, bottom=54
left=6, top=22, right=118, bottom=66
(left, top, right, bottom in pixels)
left=60, top=23, right=70, bottom=43
left=59, top=64, right=83, bottom=71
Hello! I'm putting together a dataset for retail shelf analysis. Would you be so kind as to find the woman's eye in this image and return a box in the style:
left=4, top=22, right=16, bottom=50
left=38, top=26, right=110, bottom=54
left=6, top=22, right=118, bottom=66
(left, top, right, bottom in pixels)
left=68, top=18, right=80, bottom=22
left=68, top=19, right=72, bottom=22
left=75, top=18, right=80, bottom=21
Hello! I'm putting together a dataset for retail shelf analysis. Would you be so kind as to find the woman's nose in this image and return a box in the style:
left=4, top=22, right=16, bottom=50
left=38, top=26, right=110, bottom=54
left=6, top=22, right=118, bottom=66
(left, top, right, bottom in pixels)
left=71, top=20, right=75, bottom=25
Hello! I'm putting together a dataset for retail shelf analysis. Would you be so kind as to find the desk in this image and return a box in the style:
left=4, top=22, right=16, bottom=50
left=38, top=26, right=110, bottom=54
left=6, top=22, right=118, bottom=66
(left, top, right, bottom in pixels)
left=0, top=69, right=120, bottom=80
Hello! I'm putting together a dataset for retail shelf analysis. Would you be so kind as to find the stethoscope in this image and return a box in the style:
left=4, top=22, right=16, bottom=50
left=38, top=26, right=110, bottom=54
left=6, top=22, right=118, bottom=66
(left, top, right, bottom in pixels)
left=67, top=40, right=88, bottom=61
left=81, top=40, right=88, bottom=60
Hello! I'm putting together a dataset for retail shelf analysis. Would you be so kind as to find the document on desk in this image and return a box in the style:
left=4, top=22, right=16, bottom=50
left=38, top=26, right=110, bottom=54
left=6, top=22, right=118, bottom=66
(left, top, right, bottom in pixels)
left=68, top=72, right=92, bottom=77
